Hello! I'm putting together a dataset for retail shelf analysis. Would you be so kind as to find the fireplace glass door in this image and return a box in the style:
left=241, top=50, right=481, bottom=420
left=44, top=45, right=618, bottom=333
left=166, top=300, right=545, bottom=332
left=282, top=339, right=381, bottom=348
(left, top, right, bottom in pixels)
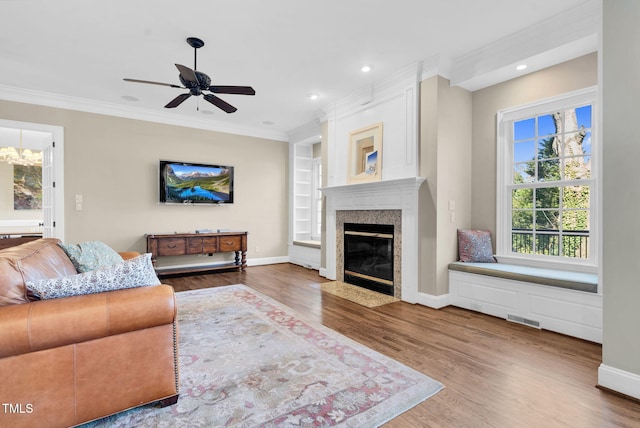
left=343, top=223, right=394, bottom=295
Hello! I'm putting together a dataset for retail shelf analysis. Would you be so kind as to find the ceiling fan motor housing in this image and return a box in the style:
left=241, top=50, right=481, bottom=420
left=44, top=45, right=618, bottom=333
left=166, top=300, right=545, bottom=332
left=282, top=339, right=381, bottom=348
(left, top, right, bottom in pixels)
left=180, top=71, right=211, bottom=96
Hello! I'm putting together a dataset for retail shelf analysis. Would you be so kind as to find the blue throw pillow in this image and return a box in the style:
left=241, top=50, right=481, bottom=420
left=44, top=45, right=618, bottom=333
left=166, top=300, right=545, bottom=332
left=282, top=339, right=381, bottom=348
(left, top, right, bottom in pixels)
left=58, top=240, right=123, bottom=272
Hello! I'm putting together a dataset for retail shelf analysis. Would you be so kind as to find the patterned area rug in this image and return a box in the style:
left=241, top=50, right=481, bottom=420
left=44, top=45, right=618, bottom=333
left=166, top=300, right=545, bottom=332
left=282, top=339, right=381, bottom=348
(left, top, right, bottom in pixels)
left=85, top=284, right=443, bottom=427
left=320, top=281, right=400, bottom=308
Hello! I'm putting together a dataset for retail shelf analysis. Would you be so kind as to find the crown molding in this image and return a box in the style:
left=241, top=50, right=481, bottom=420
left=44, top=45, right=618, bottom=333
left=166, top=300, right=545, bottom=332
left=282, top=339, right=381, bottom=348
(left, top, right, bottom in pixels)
left=0, top=85, right=289, bottom=142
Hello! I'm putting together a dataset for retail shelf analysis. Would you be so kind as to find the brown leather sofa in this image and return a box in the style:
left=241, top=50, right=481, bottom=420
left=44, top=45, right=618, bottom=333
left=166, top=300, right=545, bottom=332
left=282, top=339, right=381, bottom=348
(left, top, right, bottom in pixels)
left=0, top=238, right=179, bottom=428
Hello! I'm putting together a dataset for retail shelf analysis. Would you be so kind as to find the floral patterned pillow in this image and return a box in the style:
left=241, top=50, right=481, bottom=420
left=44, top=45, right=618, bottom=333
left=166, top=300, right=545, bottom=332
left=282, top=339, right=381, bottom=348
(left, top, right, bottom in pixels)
left=26, top=253, right=160, bottom=300
left=457, top=229, right=497, bottom=263
left=58, top=240, right=124, bottom=273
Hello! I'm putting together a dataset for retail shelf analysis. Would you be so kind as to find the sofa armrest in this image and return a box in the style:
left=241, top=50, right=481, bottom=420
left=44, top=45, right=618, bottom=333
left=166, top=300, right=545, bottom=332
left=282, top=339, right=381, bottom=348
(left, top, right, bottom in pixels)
left=119, top=251, right=141, bottom=260
left=0, top=284, right=176, bottom=358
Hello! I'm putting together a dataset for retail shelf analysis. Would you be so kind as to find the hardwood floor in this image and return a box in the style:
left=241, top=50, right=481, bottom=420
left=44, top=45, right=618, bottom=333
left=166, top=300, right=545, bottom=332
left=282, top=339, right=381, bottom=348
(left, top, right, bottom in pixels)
left=162, top=263, right=640, bottom=427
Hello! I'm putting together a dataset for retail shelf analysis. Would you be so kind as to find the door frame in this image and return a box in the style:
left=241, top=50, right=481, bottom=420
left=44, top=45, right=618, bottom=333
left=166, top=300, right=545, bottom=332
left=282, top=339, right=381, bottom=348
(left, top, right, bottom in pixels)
left=0, top=119, right=64, bottom=240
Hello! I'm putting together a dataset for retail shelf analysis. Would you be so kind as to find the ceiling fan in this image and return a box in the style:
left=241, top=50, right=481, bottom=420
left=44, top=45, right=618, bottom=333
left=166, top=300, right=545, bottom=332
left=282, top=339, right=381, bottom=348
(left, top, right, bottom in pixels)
left=123, top=37, right=255, bottom=113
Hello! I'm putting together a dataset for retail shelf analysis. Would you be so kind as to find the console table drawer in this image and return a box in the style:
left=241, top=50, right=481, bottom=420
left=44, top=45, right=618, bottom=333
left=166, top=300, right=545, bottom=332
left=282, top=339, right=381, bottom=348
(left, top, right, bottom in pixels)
left=219, top=236, right=242, bottom=252
left=157, top=237, right=186, bottom=256
left=202, top=237, right=218, bottom=253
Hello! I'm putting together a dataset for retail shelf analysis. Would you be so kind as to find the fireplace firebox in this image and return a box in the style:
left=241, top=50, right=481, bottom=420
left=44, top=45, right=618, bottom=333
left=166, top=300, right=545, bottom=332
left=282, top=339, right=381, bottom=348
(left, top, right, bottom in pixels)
left=343, top=223, right=394, bottom=296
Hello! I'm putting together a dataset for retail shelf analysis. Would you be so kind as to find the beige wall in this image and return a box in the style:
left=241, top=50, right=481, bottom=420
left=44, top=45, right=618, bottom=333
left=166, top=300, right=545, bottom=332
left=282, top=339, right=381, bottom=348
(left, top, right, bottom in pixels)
left=471, top=53, right=598, bottom=237
left=0, top=100, right=289, bottom=265
left=419, top=75, right=472, bottom=295
left=602, top=0, right=640, bottom=385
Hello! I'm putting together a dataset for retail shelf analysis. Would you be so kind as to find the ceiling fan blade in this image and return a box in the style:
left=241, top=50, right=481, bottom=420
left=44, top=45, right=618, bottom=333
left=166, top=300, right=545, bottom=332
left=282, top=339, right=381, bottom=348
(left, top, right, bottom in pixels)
left=164, top=93, right=192, bottom=108
left=208, top=86, right=256, bottom=96
left=123, top=78, right=182, bottom=88
left=175, top=64, right=198, bottom=85
left=203, top=93, right=237, bottom=113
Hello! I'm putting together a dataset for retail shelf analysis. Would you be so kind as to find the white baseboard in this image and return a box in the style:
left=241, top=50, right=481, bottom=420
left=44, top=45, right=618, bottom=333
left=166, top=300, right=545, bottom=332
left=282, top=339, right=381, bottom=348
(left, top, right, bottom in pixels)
left=598, top=364, right=640, bottom=400
left=415, top=291, right=450, bottom=309
left=155, top=256, right=289, bottom=272
left=247, top=256, right=289, bottom=266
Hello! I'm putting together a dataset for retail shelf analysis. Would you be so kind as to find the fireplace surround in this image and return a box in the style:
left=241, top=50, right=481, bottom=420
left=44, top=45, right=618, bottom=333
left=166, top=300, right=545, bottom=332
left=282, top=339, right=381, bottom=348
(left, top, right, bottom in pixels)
left=321, top=177, right=425, bottom=303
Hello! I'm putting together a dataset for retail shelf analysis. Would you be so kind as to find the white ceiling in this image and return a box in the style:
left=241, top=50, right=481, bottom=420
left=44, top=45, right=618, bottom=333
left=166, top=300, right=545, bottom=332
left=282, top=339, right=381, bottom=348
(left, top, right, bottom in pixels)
left=0, top=0, right=599, bottom=141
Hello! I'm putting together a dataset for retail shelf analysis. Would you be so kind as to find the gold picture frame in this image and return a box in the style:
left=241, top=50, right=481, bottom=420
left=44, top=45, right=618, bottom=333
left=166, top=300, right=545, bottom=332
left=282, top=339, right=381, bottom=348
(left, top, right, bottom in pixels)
left=347, top=122, right=383, bottom=184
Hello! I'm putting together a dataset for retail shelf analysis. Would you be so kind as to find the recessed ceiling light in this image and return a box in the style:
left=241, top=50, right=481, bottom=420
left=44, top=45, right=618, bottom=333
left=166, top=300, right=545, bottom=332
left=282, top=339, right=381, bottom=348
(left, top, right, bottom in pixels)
left=361, top=65, right=372, bottom=73
left=121, top=95, right=139, bottom=102
left=516, top=64, right=527, bottom=71
left=201, top=110, right=214, bottom=115
left=262, top=120, right=275, bottom=126
left=309, top=94, right=319, bottom=101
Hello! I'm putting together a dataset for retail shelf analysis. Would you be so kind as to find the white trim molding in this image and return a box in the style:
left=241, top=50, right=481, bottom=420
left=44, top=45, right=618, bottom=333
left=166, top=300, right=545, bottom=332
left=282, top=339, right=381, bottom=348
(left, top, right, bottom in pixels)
left=598, top=364, right=640, bottom=401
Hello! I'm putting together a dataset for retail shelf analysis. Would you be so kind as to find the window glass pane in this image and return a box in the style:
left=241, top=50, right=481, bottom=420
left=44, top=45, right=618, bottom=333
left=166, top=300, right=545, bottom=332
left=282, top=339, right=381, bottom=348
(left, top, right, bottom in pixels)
left=563, top=185, right=590, bottom=209
left=512, top=232, right=533, bottom=254
left=537, top=137, right=558, bottom=160
left=538, top=159, right=560, bottom=181
left=512, top=188, right=533, bottom=208
left=564, top=156, right=591, bottom=179
left=536, top=234, right=559, bottom=256
left=582, top=131, right=592, bottom=156
left=512, top=210, right=533, bottom=229
left=535, top=210, right=559, bottom=230
left=514, top=118, right=535, bottom=141
left=513, top=163, right=534, bottom=183
left=536, top=187, right=559, bottom=208
left=563, top=234, right=588, bottom=259
left=576, top=105, right=592, bottom=129
left=562, top=210, right=589, bottom=232
left=538, top=114, right=557, bottom=137
left=564, top=132, right=590, bottom=157
left=514, top=140, right=535, bottom=163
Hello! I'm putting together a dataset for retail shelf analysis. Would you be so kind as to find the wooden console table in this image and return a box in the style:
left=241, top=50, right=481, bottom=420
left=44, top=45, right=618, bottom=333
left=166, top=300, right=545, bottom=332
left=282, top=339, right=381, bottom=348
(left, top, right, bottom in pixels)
left=146, top=231, right=247, bottom=276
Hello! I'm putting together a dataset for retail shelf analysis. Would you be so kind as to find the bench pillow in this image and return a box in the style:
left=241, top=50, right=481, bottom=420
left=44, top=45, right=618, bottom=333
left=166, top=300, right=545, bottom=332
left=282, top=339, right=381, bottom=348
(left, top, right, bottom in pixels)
left=457, top=229, right=497, bottom=263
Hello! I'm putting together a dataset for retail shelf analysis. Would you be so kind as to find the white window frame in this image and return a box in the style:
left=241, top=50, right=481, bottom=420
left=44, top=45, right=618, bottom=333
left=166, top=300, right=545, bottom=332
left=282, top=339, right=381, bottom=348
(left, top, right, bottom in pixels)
left=496, top=86, right=598, bottom=273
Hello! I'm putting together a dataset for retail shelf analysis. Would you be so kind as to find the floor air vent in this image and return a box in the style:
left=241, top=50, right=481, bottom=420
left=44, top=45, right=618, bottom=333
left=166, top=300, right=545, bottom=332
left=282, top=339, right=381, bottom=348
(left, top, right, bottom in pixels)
left=507, top=314, right=541, bottom=329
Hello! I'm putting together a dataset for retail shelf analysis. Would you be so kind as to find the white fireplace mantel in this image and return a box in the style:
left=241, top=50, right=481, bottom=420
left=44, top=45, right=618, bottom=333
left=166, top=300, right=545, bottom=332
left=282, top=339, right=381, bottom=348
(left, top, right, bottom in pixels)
left=321, top=177, right=426, bottom=303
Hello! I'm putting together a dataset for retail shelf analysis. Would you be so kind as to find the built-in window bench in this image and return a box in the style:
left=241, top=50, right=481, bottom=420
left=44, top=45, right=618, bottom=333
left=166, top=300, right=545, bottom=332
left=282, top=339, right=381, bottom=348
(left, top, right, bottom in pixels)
left=289, top=240, right=321, bottom=270
left=448, top=262, right=602, bottom=343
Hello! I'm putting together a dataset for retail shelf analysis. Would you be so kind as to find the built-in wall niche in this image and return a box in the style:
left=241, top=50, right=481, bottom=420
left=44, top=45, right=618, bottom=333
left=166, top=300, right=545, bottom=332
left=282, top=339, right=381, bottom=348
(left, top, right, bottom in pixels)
left=292, top=142, right=322, bottom=243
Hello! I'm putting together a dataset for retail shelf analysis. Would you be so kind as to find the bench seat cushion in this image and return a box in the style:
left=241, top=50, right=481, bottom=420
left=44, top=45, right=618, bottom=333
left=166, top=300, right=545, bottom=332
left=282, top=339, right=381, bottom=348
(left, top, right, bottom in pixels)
left=448, top=261, right=597, bottom=293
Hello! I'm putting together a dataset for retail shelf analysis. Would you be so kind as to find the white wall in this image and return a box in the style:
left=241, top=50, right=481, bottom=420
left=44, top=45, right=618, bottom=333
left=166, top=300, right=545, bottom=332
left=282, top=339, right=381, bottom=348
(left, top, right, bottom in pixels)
left=599, top=0, right=640, bottom=401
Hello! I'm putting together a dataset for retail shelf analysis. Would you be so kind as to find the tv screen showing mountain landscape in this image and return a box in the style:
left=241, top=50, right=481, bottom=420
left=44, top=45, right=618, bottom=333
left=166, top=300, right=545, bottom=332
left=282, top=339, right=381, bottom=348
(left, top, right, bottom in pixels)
left=161, top=161, right=233, bottom=204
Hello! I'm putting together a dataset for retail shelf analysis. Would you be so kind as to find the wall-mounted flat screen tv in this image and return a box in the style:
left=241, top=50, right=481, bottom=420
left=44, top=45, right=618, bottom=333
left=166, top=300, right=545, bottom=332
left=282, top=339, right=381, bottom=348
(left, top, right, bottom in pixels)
left=159, top=160, right=234, bottom=204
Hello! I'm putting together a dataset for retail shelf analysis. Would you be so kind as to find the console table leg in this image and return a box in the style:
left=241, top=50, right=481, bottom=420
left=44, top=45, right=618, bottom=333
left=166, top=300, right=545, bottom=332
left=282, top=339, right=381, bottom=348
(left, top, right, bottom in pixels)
left=241, top=251, right=247, bottom=271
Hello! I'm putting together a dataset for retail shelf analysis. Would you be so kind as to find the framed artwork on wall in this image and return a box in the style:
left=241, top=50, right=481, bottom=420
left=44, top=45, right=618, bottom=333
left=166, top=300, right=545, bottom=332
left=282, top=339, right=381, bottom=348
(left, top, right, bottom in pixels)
left=347, top=122, right=383, bottom=184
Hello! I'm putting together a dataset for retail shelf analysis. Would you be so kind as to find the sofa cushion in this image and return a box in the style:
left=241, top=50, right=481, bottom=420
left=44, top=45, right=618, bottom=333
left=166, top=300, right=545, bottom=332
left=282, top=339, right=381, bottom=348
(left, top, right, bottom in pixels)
left=26, top=253, right=160, bottom=300
left=0, top=238, right=77, bottom=306
left=58, top=241, right=123, bottom=273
